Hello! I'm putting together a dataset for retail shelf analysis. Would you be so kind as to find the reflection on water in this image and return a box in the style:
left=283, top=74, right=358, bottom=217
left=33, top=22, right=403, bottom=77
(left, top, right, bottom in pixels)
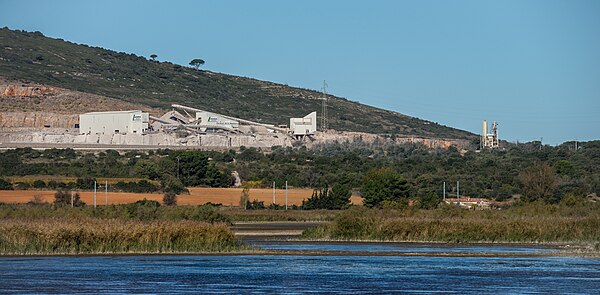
left=1, top=243, right=599, bottom=294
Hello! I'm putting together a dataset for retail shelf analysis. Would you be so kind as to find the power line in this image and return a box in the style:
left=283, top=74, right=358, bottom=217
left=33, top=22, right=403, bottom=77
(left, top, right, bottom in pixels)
left=321, top=80, right=328, bottom=132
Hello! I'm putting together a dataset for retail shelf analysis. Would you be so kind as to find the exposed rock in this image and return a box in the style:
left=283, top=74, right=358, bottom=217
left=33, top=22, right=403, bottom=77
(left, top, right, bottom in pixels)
left=313, top=130, right=470, bottom=149
left=0, top=78, right=162, bottom=115
left=0, top=128, right=469, bottom=150
left=0, top=112, right=78, bottom=128
left=2, top=85, right=56, bottom=97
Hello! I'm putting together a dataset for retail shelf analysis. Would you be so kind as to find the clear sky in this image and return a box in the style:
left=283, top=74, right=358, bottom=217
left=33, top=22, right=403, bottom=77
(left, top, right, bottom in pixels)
left=1, top=0, right=598, bottom=145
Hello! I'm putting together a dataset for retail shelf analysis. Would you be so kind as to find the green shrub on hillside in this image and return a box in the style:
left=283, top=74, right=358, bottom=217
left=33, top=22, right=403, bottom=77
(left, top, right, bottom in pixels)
left=0, top=178, right=12, bottom=190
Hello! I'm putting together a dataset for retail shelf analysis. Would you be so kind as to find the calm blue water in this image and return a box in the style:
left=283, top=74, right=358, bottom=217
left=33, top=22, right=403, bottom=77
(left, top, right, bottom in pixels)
left=252, top=241, right=559, bottom=254
left=1, top=243, right=599, bottom=294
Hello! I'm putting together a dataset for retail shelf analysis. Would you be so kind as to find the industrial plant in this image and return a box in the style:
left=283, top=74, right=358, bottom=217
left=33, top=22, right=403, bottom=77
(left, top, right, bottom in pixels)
left=481, top=120, right=499, bottom=149
left=0, top=101, right=472, bottom=150
left=0, top=83, right=470, bottom=150
left=0, top=77, right=473, bottom=150
left=79, top=104, right=317, bottom=139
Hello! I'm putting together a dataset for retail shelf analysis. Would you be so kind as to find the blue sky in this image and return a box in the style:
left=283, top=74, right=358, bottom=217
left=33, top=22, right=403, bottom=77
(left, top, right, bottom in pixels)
left=1, top=0, right=598, bottom=145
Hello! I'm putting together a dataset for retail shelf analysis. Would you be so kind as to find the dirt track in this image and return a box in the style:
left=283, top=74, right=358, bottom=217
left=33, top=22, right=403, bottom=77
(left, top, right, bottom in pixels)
left=0, top=188, right=362, bottom=206
left=232, top=222, right=325, bottom=240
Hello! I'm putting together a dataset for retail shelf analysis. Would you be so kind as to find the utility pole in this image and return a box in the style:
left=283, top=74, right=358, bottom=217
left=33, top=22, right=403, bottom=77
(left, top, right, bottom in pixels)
left=273, top=181, right=276, bottom=205
left=285, top=181, right=288, bottom=210
left=456, top=181, right=460, bottom=199
left=105, top=180, right=108, bottom=207
left=443, top=182, right=446, bottom=201
left=93, top=180, right=97, bottom=209
left=71, top=191, right=74, bottom=208
left=575, top=139, right=578, bottom=151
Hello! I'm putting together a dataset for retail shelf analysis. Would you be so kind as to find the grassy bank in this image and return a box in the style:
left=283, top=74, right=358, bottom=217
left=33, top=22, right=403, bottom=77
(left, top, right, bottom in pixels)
left=0, top=218, right=243, bottom=255
left=0, top=203, right=339, bottom=223
left=0, top=203, right=244, bottom=255
left=302, top=203, right=600, bottom=245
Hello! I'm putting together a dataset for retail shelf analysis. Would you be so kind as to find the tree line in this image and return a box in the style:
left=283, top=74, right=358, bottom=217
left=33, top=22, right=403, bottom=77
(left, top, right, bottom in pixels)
left=0, top=140, right=598, bottom=208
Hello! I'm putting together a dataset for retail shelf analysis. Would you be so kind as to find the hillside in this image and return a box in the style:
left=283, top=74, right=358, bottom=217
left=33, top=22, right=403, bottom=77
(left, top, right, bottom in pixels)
left=0, top=28, right=475, bottom=139
left=0, top=77, right=161, bottom=115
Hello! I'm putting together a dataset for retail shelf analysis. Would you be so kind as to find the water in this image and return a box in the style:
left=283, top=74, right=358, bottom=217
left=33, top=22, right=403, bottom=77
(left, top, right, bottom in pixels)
left=252, top=240, right=559, bottom=254
left=1, top=243, right=599, bottom=294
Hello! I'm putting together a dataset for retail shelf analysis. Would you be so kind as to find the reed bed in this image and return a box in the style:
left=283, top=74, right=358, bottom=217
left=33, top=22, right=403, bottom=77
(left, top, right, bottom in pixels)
left=303, top=205, right=600, bottom=244
left=0, top=218, right=243, bottom=255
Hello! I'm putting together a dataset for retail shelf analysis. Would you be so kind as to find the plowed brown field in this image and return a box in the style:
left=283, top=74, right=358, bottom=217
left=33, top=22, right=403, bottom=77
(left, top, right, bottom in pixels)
left=0, top=188, right=362, bottom=206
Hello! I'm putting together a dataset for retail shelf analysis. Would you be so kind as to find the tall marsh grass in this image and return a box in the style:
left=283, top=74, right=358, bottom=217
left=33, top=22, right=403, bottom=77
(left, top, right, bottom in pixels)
left=303, top=204, right=600, bottom=244
left=0, top=218, right=242, bottom=255
left=0, top=203, right=231, bottom=224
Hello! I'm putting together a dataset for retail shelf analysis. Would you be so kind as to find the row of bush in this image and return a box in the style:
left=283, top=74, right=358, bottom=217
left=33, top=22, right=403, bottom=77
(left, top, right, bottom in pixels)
left=0, top=177, right=161, bottom=193
left=0, top=148, right=233, bottom=189
left=2, top=140, right=599, bottom=207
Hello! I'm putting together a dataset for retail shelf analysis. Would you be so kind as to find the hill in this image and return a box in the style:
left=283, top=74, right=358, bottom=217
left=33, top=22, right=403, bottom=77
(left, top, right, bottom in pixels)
left=0, top=28, right=474, bottom=139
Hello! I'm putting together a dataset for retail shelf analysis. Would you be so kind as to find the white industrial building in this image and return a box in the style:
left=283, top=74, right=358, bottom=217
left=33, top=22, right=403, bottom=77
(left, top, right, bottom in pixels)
left=79, top=110, right=149, bottom=135
left=196, top=111, right=240, bottom=131
left=290, top=112, right=317, bottom=137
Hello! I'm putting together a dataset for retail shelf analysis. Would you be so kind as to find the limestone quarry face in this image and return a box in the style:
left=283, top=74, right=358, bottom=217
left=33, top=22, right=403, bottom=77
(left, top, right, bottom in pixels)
left=2, top=84, right=56, bottom=97
left=312, top=130, right=470, bottom=149
left=1, top=130, right=293, bottom=149
left=0, top=127, right=469, bottom=150
left=0, top=112, right=78, bottom=129
left=0, top=78, right=161, bottom=115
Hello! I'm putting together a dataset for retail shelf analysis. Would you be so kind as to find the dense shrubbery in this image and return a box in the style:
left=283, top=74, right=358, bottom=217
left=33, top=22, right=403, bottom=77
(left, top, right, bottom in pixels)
left=113, top=180, right=159, bottom=193
left=237, top=141, right=600, bottom=205
left=244, top=199, right=266, bottom=210
left=0, top=148, right=231, bottom=189
left=0, top=176, right=161, bottom=194
left=163, top=192, right=177, bottom=206
left=54, top=190, right=85, bottom=207
left=0, top=140, right=598, bottom=206
left=0, top=178, right=12, bottom=190
left=302, top=184, right=352, bottom=210
left=361, top=168, right=410, bottom=208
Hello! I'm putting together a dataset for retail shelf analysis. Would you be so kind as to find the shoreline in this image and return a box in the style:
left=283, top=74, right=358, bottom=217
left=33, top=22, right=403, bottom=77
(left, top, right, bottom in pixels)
left=2, top=241, right=598, bottom=258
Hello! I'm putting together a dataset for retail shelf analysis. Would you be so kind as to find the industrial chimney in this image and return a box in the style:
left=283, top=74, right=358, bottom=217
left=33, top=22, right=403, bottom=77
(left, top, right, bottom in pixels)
left=481, top=120, right=499, bottom=149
